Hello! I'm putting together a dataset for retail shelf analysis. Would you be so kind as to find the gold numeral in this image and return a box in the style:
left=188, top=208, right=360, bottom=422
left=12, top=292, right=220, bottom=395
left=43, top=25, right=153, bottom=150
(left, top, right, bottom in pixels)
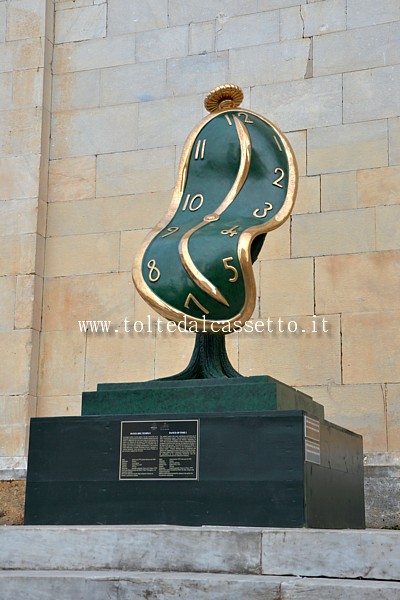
left=182, top=193, right=204, bottom=212
left=273, top=168, right=285, bottom=188
left=161, top=226, right=180, bottom=238
left=223, top=257, right=238, bottom=283
left=147, top=259, right=161, bottom=282
left=253, top=202, right=273, bottom=219
left=194, top=139, right=206, bottom=160
left=238, top=112, right=254, bottom=124
left=221, top=225, right=240, bottom=237
left=184, top=293, right=209, bottom=315
left=225, top=114, right=233, bottom=126
left=273, top=135, right=283, bottom=152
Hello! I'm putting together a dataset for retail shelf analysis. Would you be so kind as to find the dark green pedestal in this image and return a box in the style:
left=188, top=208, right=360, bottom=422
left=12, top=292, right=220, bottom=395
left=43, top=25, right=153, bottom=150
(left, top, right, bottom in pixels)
left=82, top=376, right=324, bottom=419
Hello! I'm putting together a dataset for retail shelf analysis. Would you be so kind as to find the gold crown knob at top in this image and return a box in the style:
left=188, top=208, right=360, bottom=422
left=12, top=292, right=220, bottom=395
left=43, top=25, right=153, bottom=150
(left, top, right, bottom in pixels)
left=204, top=84, right=244, bottom=113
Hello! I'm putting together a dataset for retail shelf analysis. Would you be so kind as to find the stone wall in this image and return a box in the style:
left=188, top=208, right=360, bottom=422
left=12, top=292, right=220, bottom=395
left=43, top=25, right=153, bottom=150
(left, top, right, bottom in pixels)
left=0, top=0, right=399, bottom=489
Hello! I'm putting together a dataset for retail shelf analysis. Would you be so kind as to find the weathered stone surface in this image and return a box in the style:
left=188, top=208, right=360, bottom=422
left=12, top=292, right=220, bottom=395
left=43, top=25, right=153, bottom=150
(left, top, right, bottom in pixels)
left=168, top=0, right=259, bottom=26
left=389, top=117, right=400, bottom=165
left=38, top=330, right=86, bottom=396
left=0, top=277, right=16, bottom=331
left=0, top=330, right=34, bottom=395
left=216, top=11, right=279, bottom=51
left=0, top=155, right=40, bottom=200
left=280, top=6, right=302, bottom=41
left=376, top=205, right=400, bottom=250
left=230, top=39, right=310, bottom=87
left=262, top=529, right=400, bottom=580
left=44, top=232, right=120, bottom=277
left=307, top=120, right=388, bottom=174
left=302, top=0, right=346, bottom=36
left=285, top=131, right=306, bottom=176
left=260, top=258, right=314, bottom=317
left=50, top=105, right=138, bottom=159
left=52, top=70, right=100, bottom=111
left=280, top=578, right=400, bottom=599
left=364, top=452, right=400, bottom=528
left=292, top=208, right=375, bottom=257
left=344, top=65, right=400, bottom=123
left=167, top=53, right=228, bottom=96
left=15, top=274, right=42, bottom=331
left=251, top=75, right=342, bottom=131
left=0, top=234, right=37, bottom=276
left=387, top=386, right=400, bottom=452
left=55, top=4, right=106, bottom=44
left=257, top=218, right=290, bottom=261
left=119, top=229, right=150, bottom=272
left=53, top=35, right=136, bottom=74
left=347, top=0, right=400, bottom=29
left=189, top=21, right=215, bottom=55
left=315, top=251, right=400, bottom=313
left=36, top=395, right=82, bottom=417
left=101, top=61, right=168, bottom=106
left=314, top=22, right=400, bottom=76
left=357, top=166, right=400, bottom=208
left=321, top=171, right=357, bottom=211
left=136, top=26, right=188, bottom=62
left=107, top=0, right=168, bottom=36
left=6, top=0, right=46, bottom=41
left=96, top=147, right=175, bottom=198
left=342, top=311, right=400, bottom=384
left=48, top=156, right=96, bottom=202
left=0, top=198, right=38, bottom=236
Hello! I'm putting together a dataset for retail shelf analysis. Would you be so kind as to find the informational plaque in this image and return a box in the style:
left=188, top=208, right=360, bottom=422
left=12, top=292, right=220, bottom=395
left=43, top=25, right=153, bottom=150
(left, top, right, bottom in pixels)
left=119, top=420, right=199, bottom=480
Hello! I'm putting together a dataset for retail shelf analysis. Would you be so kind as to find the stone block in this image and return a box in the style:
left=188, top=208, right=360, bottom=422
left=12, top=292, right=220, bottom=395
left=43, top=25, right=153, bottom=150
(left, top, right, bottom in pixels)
left=260, top=258, right=314, bottom=317
left=169, top=0, right=259, bottom=27
left=257, top=218, right=291, bottom=261
left=0, top=395, right=36, bottom=425
left=364, top=453, right=400, bottom=528
left=138, top=95, right=204, bottom=149
left=0, top=277, right=16, bottom=331
left=0, top=4, right=5, bottom=43
left=314, top=22, right=400, bottom=76
left=48, top=156, right=96, bottom=202
left=285, top=130, right=306, bottom=176
left=96, top=147, right=175, bottom=198
left=42, top=272, right=135, bottom=331
left=12, top=68, right=44, bottom=109
left=52, top=70, right=100, bottom=111
left=101, top=61, right=167, bottom=106
left=154, top=328, right=196, bottom=379
left=119, top=229, right=151, bottom=272
left=36, top=395, right=82, bottom=416
left=38, top=330, right=86, bottom=396
left=280, top=579, right=400, bottom=599
left=238, top=314, right=341, bottom=387
left=251, top=75, right=342, bottom=132
left=347, top=0, right=400, bottom=29
left=299, top=384, right=387, bottom=452
left=259, top=0, right=302, bottom=8
left=0, top=38, right=44, bottom=73
left=307, top=120, right=388, bottom=175
left=0, top=425, right=28, bottom=457
left=53, top=34, right=136, bottom=74
left=357, top=165, right=400, bottom=208
left=55, top=4, right=106, bottom=44
left=376, top=205, right=400, bottom=250
left=6, top=0, right=46, bottom=41
left=0, top=198, right=38, bottom=236
left=84, top=332, right=155, bottom=390
left=262, top=529, right=400, bottom=580
left=292, top=208, right=375, bottom=257
left=316, top=251, right=400, bottom=314
left=0, top=330, right=34, bottom=395
left=230, top=39, right=310, bottom=87
left=189, top=21, right=215, bottom=55
left=302, top=0, right=346, bottom=37
left=387, top=385, right=400, bottom=452
left=51, top=105, right=138, bottom=159
left=280, top=6, right=303, bottom=41
left=389, top=117, right=400, bottom=165
left=167, top=53, right=228, bottom=96
left=342, top=311, right=400, bottom=384
left=344, top=65, right=400, bottom=123
left=0, top=108, right=42, bottom=157
left=293, top=176, right=320, bottom=214
left=15, top=274, right=43, bottom=331
left=107, top=0, right=168, bottom=36
left=321, top=171, right=357, bottom=212
left=0, top=72, right=12, bottom=110
left=0, top=234, right=36, bottom=275
left=136, top=26, right=188, bottom=62
left=44, top=232, right=120, bottom=277
left=216, top=11, right=279, bottom=51
left=47, top=192, right=170, bottom=237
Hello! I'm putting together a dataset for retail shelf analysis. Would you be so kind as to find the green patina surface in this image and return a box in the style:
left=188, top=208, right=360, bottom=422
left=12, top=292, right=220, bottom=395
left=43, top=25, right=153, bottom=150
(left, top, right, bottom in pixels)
left=81, top=375, right=324, bottom=418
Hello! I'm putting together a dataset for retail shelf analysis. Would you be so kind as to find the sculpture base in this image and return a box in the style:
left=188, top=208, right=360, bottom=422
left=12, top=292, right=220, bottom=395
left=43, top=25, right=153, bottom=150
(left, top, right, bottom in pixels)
left=24, top=409, right=365, bottom=528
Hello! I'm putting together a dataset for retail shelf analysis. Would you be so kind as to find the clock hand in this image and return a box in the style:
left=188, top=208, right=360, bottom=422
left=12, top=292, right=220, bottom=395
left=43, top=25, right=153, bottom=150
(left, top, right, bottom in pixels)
left=178, top=115, right=251, bottom=306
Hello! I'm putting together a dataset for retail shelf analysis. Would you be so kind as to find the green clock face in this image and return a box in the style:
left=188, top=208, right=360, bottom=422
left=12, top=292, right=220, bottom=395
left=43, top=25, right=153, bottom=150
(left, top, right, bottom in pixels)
left=133, top=93, right=297, bottom=332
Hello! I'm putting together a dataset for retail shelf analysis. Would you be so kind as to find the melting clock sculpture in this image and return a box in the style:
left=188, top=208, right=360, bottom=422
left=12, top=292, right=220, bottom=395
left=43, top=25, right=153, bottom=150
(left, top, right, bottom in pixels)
left=133, top=84, right=298, bottom=378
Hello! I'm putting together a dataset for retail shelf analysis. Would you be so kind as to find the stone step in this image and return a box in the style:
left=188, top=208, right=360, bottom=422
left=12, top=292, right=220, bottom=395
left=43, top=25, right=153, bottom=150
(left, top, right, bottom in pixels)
left=0, top=571, right=399, bottom=600
left=0, top=526, right=399, bottom=581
